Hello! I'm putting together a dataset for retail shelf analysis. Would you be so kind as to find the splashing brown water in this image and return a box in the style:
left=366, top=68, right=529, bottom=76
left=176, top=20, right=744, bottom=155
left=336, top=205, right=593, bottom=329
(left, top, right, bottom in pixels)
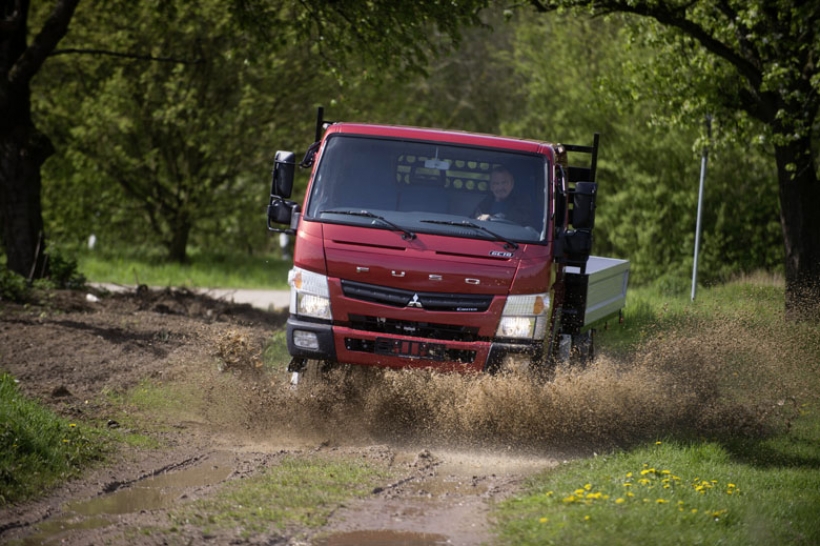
left=225, top=310, right=817, bottom=454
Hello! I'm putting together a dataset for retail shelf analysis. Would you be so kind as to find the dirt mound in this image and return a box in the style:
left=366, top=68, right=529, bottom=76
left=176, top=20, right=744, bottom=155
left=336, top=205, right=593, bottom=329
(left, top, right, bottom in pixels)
left=0, top=286, right=285, bottom=413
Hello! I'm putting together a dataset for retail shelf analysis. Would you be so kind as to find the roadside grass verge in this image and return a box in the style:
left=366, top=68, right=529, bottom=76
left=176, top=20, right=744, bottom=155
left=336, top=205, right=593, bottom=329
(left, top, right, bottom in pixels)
left=78, top=249, right=291, bottom=290
left=0, top=373, right=109, bottom=505
left=495, top=423, right=820, bottom=545
left=172, top=456, right=393, bottom=537
left=493, top=275, right=820, bottom=545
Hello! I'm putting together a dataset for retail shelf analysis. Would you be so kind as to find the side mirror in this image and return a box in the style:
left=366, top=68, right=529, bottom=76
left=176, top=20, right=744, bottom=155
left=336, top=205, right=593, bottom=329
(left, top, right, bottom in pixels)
left=267, top=199, right=301, bottom=231
left=271, top=151, right=296, bottom=198
left=571, top=182, right=597, bottom=229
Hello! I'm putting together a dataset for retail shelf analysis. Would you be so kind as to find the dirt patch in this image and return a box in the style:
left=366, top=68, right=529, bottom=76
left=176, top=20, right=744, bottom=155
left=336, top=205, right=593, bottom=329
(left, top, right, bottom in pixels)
left=0, top=288, right=547, bottom=546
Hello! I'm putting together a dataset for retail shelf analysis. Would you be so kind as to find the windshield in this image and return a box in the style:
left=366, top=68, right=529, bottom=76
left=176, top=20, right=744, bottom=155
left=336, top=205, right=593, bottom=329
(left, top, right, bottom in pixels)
left=305, top=134, right=549, bottom=243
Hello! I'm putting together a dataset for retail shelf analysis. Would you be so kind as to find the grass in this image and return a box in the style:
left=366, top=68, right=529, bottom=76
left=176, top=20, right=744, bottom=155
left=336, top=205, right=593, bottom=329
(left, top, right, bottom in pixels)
left=493, top=274, right=820, bottom=545
left=174, top=456, right=393, bottom=536
left=0, top=373, right=108, bottom=505
left=78, top=250, right=292, bottom=290
left=495, top=425, right=820, bottom=545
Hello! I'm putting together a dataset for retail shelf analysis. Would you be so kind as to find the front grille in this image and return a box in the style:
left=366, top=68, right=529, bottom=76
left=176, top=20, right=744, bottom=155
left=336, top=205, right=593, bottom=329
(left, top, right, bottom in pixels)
left=345, top=337, right=477, bottom=364
left=341, top=280, right=493, bottom=312
left=348, top=314, right=481, bottom=342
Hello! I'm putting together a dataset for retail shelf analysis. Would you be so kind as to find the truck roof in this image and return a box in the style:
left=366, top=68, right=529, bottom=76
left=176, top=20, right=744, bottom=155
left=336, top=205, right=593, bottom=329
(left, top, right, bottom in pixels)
left=325, top=123, right=557, bottom=158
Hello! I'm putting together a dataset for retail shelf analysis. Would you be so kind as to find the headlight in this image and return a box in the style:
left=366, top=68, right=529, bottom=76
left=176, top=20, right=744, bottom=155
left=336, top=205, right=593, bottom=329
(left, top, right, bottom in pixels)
left=496, top=293, right=549, bottom=340
left=288, top=267, right=332, bottom=320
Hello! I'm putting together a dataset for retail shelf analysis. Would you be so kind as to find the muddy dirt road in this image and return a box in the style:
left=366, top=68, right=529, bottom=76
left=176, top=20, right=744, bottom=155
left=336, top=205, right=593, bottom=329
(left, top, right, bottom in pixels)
left=0, top=287, right=573, bottom=546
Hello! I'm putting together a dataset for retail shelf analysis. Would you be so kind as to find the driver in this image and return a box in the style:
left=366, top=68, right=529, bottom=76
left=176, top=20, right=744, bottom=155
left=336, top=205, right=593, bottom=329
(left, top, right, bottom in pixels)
left=474, top=166, right=535, bottom=227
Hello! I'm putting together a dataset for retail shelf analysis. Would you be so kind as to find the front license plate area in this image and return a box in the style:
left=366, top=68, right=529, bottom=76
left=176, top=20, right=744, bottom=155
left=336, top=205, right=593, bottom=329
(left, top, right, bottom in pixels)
left=374, top=338, right=446, bottom=360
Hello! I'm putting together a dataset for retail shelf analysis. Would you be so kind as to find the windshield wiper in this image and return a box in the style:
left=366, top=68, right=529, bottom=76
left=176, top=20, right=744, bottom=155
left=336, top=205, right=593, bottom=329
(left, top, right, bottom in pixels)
left=326, top=209, right=416, bottom=241
left=420, top=219, right=519, bottom=250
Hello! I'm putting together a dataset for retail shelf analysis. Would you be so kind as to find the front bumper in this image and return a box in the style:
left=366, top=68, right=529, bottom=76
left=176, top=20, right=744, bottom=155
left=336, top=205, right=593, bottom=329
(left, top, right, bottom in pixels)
left=286, top=315, right=543, bottom=373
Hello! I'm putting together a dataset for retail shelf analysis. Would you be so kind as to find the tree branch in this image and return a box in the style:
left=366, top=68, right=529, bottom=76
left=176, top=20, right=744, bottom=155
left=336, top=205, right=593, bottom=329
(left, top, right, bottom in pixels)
left=9, top=0, right=80, bottom=88
left=524, top=1, right=765, bottom=101
left=594, top=1, right=764, bottom=90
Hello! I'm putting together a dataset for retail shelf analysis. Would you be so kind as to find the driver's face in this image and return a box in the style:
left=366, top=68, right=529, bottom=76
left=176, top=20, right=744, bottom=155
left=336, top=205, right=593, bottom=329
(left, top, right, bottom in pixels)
left=490, top=171, right=514, bottom=200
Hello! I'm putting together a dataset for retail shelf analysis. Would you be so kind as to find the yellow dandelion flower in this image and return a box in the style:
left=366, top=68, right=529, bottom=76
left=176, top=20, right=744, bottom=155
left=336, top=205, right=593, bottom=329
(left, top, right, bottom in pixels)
left=584, top=483, right=592, bottom=491
left=563, top=495, right=577, bottom=504
left=539, top=517, right=548, bottom=524
left=626, top=492, right=634, bottom=498
left=655, top=441, right=662, bottom=445
left=69, top=423, right=77, bottom=428
left=656, top=499, right=668, bottom=504
left=661, top=470, right=671, bottom=475
left=623, top=483, right=632, bottom=487
left=615, top=498, right=625, bottom=504
left=626, top=472, right=633, bottom=478
left=584, top=515, right=591, bottom=521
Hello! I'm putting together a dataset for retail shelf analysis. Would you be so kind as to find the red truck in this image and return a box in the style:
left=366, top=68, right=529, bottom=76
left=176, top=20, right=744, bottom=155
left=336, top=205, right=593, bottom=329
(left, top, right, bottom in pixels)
left=267, top=109, right=629, bottom=384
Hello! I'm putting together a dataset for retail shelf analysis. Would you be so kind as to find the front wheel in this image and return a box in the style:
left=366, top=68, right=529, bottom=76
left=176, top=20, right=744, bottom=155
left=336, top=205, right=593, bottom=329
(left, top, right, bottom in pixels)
left=287, top=358, right=338, bottom=388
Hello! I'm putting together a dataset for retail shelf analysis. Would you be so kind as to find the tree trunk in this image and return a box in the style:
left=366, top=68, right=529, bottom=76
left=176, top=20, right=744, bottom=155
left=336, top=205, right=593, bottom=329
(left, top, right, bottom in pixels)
left=774, top=134, right=820, bottom=321
left=0, top=125, right=53, bottom=279
left=167, top=214, right=191, bottom=264
left=1, top=0, right=79, bottom=280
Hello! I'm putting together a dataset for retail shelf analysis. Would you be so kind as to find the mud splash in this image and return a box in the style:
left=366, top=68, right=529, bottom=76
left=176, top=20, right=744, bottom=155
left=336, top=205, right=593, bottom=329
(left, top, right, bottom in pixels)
left=237, top=312, right=811, bottom=453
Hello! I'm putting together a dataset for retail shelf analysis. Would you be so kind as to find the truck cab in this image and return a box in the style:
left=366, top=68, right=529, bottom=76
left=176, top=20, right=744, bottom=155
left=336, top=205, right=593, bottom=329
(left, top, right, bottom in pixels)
left=267, top=112, right=627, bottom=382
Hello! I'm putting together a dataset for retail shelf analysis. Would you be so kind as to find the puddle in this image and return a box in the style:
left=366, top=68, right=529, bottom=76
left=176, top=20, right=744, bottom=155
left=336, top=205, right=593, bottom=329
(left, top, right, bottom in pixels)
left=68, top=452, right=234, bottom=516
left=20, top=452, right=234, bottom=545
left=315, top=529, right=450, bottom=545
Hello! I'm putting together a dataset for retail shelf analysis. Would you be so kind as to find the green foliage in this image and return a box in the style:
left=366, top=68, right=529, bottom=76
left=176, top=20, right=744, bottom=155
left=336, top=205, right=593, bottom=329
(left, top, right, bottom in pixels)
left=0, top=249, right=84, bottom=302
left=0, top=267, right=30, bottom=302
left=36, top=0, right=327, bottom=262
left=0, top=373, right=107, bottom=505
left=504, top=12, right=782, bottom=286
left=46, top=249, right=86, bottom=289
left=233, top=0, right=490, bottom=76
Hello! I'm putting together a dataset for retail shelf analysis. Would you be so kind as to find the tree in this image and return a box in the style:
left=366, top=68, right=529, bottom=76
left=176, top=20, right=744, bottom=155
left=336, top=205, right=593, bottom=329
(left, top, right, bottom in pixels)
left=504, top=13, right=781, bottom=289
left=1, top=0, right=79, bottom=279
left=528, top=0, right=820, bottom=320
left=38, top=1, right=329, bottom=262
left=1, top=0, right=489, bottom=273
